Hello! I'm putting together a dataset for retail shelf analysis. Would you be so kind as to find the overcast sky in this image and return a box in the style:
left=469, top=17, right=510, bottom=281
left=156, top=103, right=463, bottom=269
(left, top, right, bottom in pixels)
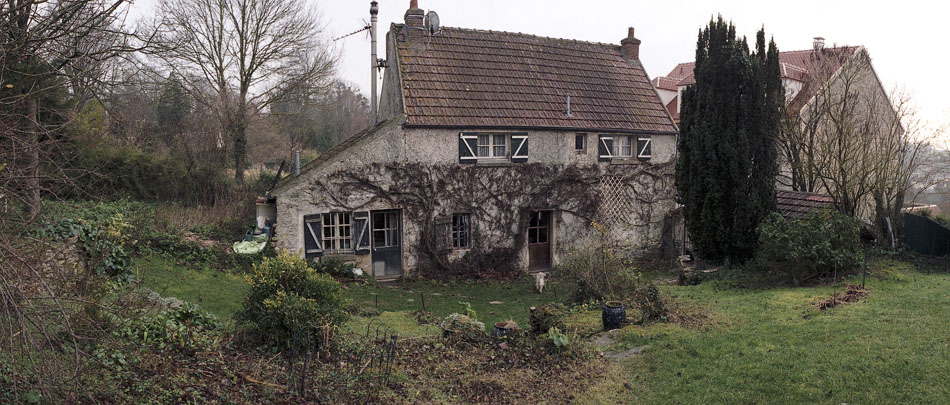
left=131, top=0, right=949, bottom=141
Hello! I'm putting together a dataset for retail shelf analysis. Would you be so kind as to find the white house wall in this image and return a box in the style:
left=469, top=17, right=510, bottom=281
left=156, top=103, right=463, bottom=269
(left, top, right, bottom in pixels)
left=274, top=116, right=678, bottom=277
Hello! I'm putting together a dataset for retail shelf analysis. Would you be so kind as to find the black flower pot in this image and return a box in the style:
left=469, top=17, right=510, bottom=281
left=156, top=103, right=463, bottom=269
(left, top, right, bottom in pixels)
left=602, top=301, right=626, bottom=331
left=491, top=321, right=517, bottom=338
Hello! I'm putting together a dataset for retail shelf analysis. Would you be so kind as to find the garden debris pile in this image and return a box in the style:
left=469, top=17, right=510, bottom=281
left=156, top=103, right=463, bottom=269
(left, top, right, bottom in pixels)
left=816, top=284, right=868, bottom=310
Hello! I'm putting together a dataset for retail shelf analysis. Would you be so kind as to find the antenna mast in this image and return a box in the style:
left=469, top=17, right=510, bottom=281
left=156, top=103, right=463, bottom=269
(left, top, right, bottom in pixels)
left=370, top=1, right=379, bottom=124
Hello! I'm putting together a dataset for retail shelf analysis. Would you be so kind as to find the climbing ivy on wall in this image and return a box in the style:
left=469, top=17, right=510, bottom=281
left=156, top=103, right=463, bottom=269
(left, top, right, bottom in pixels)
left=303, top=161, right=674, bottom=279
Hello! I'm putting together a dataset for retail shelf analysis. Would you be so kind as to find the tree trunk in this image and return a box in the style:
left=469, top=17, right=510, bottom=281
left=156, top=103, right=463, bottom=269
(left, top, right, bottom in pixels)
left=233, top=114, right=247, bottom=182
left=26, top=95, right=41, bottom=220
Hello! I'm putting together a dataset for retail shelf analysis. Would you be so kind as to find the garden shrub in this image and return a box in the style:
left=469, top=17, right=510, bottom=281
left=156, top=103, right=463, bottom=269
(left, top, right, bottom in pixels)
left=528, top=303, right=567, bottom=334
left=757, top=210, right=862, bottom=284
left=236, top=250, right=348, bottom=350
left=554, top=227, right=640, bottom=304
left=308, top=257, right=361, bottom=279
left=634, top=285, right=668, bottom=323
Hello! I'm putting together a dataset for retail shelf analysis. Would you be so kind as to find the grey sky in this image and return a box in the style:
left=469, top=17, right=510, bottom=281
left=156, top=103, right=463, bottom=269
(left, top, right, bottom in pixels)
left=131, top=0, right=949, bottom=140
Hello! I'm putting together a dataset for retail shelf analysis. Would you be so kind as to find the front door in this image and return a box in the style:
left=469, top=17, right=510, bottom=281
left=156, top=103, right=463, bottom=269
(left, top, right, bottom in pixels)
left=528, top=211, right=552, bottom=270
left=371, top=210, right=402, bottom=277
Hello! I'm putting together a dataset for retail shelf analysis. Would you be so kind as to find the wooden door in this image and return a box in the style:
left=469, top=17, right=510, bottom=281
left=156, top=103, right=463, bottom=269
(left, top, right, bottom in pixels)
left=371, top=210, right=402, bottom=276
left=528, top=211, right=551, bottom=270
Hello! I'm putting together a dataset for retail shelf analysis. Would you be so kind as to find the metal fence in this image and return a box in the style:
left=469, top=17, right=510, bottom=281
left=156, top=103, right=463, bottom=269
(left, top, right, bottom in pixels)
left=904, top=213, right=950, bottom=256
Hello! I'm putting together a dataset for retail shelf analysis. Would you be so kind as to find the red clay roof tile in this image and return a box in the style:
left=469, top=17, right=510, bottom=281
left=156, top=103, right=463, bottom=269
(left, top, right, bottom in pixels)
left=394, top=25, right=677, bottom=133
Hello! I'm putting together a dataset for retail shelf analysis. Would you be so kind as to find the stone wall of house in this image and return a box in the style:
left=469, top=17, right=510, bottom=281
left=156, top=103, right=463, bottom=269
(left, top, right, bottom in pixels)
left=273, top=117, right=678, bottom=277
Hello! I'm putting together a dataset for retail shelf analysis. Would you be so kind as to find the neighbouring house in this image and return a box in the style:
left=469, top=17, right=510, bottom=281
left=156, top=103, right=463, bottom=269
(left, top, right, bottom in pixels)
left=272, top=1, right=679, bottom=279
left=653, top=38, right=899, bottom=221
left=652, top=38, right=858, bottom=130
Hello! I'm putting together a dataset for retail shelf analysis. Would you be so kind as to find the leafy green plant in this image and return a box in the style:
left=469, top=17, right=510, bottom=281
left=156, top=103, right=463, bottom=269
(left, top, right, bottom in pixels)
left=757, top=210, right=862, bottom=284
left=543, top=326, right=571, bottom=350
left=458, top=301, right=477, bottom=320
left=116, top=302, right=220, bottom=352
left=236, top=250, right=348, bottom=350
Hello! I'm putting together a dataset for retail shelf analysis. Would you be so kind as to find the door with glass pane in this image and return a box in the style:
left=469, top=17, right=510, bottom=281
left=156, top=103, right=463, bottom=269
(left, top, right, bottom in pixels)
left=528, top=211, right=552, bottom=270
left=371, top=210, right=402, bottom=276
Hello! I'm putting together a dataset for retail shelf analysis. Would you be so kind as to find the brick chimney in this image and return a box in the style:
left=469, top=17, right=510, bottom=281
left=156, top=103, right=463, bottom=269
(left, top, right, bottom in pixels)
left=404, top=0, right=424, bottom=28
left=621, top=27, right=641, bottom=60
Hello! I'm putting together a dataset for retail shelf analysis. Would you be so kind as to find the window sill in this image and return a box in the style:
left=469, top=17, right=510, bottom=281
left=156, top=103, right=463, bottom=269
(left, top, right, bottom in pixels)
left=322, top=253, right=357, bottom=261
left=608, top=158, right=650, bottom=165
left=475, top=160, right=515, bottom=167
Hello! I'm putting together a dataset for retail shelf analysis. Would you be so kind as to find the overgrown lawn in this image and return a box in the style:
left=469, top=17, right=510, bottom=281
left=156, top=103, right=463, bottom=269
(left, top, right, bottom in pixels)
left=578, top=258, right=950, bottom=404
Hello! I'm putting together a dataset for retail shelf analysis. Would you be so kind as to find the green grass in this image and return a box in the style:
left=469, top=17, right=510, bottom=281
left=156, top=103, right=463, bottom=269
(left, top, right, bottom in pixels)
left=343, top=277, right=564, bottom=335
left=577, top=258, right=950, bottom=404
left=134, top=255, right=248, bottom=319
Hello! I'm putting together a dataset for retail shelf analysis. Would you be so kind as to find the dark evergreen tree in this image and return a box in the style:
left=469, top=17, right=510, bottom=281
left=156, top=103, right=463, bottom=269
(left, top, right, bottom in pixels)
left=675, top=17, right=784, bottom=264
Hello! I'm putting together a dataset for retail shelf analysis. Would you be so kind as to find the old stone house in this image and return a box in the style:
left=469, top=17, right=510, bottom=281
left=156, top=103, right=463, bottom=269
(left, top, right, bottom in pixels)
left=272, top=1, right=678, bottom=279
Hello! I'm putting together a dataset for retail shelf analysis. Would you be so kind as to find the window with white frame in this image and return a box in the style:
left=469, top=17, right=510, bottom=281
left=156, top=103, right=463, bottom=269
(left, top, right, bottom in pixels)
left=575, top=133, right=587, bottom=153
left=599, top=134, right=652, bottom=160
left=451, top=213, right=472, bottom=248
left=477, top=134, right=508, bottom=158
left=613, top=136, right=634, bottom=157
left=322, top=212, right=352, bottom=254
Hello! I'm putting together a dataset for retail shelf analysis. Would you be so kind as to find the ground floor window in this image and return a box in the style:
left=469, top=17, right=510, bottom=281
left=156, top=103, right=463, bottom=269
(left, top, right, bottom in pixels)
left=451, top=213, right=472, bottom=248
left=322, top=212, right=352, bottom=254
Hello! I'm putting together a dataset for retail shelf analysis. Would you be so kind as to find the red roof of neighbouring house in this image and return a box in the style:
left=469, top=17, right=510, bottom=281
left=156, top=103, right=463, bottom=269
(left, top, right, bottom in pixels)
left=655, top=46, right=861, bottom=122
left=393, top=25, right=677, bottom=134
left=651, top=76, right=679, bottom=91
left=776, top=190, right=834, bottom=219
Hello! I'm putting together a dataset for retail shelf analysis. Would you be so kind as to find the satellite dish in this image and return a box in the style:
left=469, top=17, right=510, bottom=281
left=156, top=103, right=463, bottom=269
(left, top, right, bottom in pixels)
left=425, top=11, right=440, bottom=34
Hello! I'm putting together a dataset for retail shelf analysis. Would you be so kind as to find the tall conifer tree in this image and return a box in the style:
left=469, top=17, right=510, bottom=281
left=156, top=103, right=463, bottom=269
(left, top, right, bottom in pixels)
left=675, top=17, right=784, bottom=263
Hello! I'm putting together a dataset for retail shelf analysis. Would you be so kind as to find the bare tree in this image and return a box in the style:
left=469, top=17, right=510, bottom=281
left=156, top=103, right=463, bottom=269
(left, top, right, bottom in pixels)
left=148, top=0, right=337, bottom=181
left=779, top=46, right=935, bottom=244
left=0, top=0, right=141, bottom=399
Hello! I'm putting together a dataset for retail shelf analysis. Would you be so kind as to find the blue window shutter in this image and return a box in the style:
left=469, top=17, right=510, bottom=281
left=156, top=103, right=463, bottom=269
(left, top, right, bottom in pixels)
left=303, top=214, right=323, bottom=258
left=637, top=136, right=652, bottom=160
left=510, top=133, right=528, bottom=163
left=353, top=211, right=370, bottom=254
left=459, top=133, right=478, bottom=163
left=598, top=135, right=614, bottom=162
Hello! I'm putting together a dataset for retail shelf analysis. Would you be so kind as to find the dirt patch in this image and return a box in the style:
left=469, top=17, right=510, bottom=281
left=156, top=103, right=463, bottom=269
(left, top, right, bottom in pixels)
left=182, top=230, right=223, bottom=249
left=815, top=284, right=868, bottom=310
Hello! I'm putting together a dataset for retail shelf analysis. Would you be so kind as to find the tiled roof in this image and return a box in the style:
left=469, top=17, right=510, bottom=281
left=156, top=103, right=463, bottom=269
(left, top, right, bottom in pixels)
left=776, top=190, right=834, bottom=219
left=652, top=76, right=679, bottom=91
left=665, top=97, right=678, bottom=123
left=654, top=46, right=861, bottom=116
left=394, top=25, right=677, bottom=133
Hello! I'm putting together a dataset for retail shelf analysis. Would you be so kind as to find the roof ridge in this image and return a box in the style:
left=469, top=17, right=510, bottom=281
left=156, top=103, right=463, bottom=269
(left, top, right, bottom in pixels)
left=396, top=23, right=622, bottom=49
